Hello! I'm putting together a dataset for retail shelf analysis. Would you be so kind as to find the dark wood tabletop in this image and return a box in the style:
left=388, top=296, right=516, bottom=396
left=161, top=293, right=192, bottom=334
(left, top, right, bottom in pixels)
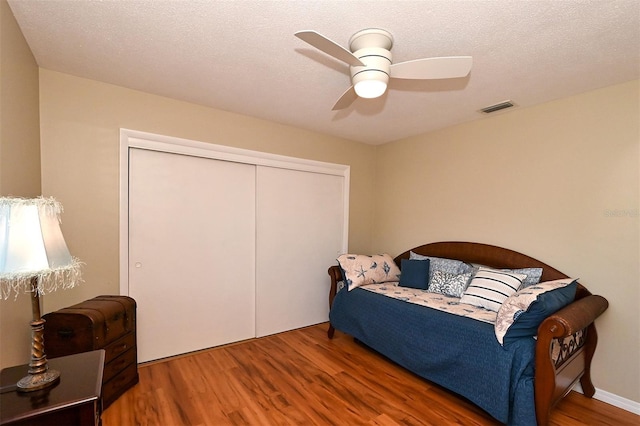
left=1, top=350, right=105, bottom=425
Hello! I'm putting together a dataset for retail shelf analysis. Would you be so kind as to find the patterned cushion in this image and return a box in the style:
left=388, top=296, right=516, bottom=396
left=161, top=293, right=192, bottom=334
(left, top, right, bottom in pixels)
left=428, top=271, right=473, bottom=297
left=465, top=266, right=543, bottom=288
left=362, top=283, right=498, bottom=324
left=495, top=278, right=577, bottom=346
left=503, top=267, right=543, bottom=288
left=459, top=267, right=527, bottom=312
left=398, top=258, right=430, bottom=289
left=409, top=251, right=472, bottom=280
left=337, top=253, right=401, bottom=291
left=551, top=329, right=585, bottom=367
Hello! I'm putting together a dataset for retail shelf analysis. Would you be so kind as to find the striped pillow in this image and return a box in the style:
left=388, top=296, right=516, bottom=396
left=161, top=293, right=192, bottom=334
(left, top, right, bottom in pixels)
left=460, top=267, right=527, bottom=312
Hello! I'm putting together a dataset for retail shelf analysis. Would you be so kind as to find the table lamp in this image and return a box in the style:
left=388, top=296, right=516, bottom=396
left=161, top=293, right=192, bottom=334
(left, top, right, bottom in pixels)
left=0, top=197, right=82, bottom=392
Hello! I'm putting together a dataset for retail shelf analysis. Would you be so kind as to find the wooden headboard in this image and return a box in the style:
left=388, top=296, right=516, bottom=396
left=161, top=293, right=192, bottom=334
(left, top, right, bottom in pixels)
left=394, top=241, right=591, bottom=299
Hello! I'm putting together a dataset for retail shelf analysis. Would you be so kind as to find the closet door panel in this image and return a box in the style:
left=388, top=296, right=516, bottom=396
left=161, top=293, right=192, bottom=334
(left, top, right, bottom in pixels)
left=128, top=148, right=256, bottom=363
left=256, top=167, right=345, bottom=337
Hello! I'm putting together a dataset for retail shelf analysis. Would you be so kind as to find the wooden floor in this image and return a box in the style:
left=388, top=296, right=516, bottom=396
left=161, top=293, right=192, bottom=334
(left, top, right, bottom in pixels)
left=103, top=324, right=638, bottom=426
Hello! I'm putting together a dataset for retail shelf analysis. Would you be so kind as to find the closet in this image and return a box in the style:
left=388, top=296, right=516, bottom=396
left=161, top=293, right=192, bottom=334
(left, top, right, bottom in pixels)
left=121, top=130, right=349, bottom=363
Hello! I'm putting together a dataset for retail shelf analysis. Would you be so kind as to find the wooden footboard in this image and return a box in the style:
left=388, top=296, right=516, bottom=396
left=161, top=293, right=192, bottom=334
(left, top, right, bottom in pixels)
left=534, top=294, right=609, bottom=425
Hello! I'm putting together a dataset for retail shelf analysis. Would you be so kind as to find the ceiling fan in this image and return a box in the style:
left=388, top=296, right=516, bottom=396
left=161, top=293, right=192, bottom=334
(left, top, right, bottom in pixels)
left=295, top=28, right=472, bottom=110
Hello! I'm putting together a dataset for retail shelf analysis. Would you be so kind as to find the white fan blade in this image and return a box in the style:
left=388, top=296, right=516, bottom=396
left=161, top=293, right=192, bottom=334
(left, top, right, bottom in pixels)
left=390, top=56, right=472, bottom=80
left=332, top=86, right=358, bottom=110
left=295, top=31, right=365, bottom=67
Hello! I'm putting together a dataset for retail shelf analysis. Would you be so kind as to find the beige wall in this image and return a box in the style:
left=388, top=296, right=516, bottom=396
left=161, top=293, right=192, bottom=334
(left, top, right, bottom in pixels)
left=0, top=0, right=41, bottom=368
left=0, top=0, right=40, bottom=195
left=374, top=80, right=640, bottom=402
left=37, top=69, right=376, bottom=314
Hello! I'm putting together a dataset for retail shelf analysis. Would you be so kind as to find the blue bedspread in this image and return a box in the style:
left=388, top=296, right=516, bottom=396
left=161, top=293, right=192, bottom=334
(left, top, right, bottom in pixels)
left=329, top=286, right=537, bottom=425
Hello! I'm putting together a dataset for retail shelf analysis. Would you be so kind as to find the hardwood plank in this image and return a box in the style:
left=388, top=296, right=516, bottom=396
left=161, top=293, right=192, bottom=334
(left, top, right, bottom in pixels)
left=550, top=391, right=639, bottom=426
left=102, top=324, right=639, bottom=426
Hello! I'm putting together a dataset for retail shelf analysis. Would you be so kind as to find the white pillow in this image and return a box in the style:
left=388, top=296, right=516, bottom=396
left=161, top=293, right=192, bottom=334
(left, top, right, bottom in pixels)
left=337, top=253, right=401, bottom=291
left=460, top=267, right=527, bottom=312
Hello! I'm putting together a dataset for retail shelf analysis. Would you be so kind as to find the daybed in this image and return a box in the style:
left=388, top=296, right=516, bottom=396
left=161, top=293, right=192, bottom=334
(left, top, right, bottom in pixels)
left=327, top=242, right=609, bottom=425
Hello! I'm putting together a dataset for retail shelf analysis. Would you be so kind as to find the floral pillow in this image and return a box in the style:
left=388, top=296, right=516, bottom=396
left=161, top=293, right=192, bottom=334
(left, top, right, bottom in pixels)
left=495, top=278, right=578, bottom=346
left=409, top=251, right=473, bottom=281
left=428, top=271, right=473, bottom=298
left=337, top=253, right=401, bottom=291
left=464, top=266, right=543, bottom=288
left=502, top=267, right=543, bottom=288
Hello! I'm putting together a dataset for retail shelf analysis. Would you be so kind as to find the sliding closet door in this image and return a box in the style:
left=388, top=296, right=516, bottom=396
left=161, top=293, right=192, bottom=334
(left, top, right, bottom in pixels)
left=255, top=167, right=345, bottom=337
left=128, top=148, right=256, bottom=363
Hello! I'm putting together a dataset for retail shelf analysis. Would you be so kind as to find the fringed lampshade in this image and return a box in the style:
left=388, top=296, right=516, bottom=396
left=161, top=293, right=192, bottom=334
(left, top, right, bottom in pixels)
left=0, top=197, right=82, bottom=391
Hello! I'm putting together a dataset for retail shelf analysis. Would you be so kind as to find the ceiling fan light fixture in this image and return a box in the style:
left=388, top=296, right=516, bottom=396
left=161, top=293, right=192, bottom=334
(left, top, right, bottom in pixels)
left=354, top=79, right=387, bottom=99
left=352, top=69, right=389, bottom=99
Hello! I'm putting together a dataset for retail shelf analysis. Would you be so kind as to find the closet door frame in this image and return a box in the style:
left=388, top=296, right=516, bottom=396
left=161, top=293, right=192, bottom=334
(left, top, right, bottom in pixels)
left=119, top=128, right=350, bottom=296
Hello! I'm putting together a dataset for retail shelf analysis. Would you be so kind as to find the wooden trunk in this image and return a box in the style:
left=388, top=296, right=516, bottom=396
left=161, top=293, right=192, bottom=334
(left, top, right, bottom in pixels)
left=43, top=295, right=139, bottom=409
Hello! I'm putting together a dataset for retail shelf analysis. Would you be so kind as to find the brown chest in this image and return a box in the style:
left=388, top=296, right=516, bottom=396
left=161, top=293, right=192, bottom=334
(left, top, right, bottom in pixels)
left=43, top=295, right=138, bottom=409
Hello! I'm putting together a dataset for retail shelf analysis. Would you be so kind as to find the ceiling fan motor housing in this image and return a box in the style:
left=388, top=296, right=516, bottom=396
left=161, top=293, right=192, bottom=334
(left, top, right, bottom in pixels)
left=350, top=47, right=392, bottom=97
left=348, top=30, right=394, bottom=98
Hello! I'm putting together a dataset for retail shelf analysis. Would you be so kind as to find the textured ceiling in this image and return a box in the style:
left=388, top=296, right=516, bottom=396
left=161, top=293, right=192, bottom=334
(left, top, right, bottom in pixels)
left=8, top=0, right=640, bottom=145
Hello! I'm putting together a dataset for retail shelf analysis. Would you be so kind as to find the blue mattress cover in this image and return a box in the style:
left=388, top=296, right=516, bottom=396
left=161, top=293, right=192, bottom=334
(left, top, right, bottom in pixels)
left=329, top=286, right=537, bottom=425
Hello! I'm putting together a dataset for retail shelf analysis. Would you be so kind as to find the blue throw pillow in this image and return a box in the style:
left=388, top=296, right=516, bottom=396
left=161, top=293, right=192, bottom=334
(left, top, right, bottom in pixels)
left=399, top=258, right=430, bottom=290
left=495, top=279, right=577, bottom=346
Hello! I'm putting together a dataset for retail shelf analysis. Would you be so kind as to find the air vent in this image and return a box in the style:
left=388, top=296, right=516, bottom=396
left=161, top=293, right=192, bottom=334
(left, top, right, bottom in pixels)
left=480, top=100, right=515, bottom=114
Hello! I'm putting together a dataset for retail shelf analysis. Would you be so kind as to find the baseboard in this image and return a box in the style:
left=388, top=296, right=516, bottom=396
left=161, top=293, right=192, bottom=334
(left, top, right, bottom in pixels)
left=573, top=383, right=640, bottom=415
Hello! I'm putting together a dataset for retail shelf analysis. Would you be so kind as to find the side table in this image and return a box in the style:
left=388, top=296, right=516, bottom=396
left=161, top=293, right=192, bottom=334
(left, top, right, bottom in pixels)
left=0, top=350, right=105, bottom=426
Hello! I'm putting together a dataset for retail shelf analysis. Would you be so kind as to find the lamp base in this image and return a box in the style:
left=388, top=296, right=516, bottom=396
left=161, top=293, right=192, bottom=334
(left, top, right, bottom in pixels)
left=17, top=368, right=60, bottom=392
left=15, top=279, right=61, bottom=393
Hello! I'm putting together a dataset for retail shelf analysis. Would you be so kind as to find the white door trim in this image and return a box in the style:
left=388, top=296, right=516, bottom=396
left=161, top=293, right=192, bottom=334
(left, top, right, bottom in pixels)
left=119, top=128, right=350, bottom=296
